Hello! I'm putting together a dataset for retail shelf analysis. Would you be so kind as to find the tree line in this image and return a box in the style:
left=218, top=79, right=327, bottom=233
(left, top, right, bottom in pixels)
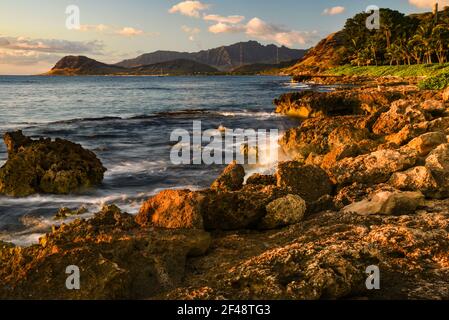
left=343, top=7, right=449, bottom=66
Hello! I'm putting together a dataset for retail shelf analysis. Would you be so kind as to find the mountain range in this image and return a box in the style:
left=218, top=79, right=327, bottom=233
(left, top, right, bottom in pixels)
left=115, top=41, right=306, bottom=71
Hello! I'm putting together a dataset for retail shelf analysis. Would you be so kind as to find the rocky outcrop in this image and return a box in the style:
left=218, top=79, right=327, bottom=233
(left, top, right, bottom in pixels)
left=136, top=190, right=205, bottom=229
left=210, top=161, right=245, bottom=192
left=0, top=205, right=211, bottom=299
left=0, top=131, right=106, bottom=197
left=276, top=162, right=333, bottom=203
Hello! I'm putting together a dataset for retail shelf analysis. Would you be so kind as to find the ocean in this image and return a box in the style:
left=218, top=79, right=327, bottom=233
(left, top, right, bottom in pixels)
left=0, top=75, right=315, bottom=245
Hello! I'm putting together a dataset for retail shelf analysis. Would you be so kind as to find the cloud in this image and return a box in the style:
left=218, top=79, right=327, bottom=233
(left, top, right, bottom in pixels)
left=169, top=1, right=209, bottom=18
left=0, top=36, right=104, bottom=54
left=209, top=22, right=245, bottom=34
left=322, top=6, right=345, bottom=15
left=78, top=24, right=109, bottom=32
left=0, top=49, right=61, bottom=66
left=203, top=14, right=245, bottom=24
left=116, top=27, right=145, bottom=37
left=409, top=0, right=449, bottom=8
left=207, top=17, right=316, bottom=47
left=181, top=25, right=201, bottom=41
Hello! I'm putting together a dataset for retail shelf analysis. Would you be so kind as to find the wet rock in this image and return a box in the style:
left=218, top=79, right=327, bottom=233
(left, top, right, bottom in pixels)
left=0, top=131, right=106, bottom=197
left=372, top=100, right=426, bottom=135
left=0, top=205, right=211, bottom=299
left=389, top=166, right=439, bottom=197
left=330, top=148, right=417, bottom=186
left=258, top=194, right=306, bottom=230
left=201, top=185, right=291, bottom=230
left=136, top=190, right=205, bottom=229
left=245, top=173, right=276, bottom=186
left=54, top=206, right=88, bottom=220
left=276, top=162, right=333, bottom=203
left=211, top=161, right=245, bottom=192
left=405, top=132, right=447, bottom=157
left=343, top=190, right=425, bottom=216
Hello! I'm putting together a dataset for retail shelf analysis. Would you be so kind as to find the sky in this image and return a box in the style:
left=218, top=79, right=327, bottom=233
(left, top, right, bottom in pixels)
left=0, top=0, right=444, bottom=74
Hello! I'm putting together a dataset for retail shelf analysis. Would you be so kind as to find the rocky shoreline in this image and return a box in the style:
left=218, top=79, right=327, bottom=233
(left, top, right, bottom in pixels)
left=1, top=79, right=449, bottom=300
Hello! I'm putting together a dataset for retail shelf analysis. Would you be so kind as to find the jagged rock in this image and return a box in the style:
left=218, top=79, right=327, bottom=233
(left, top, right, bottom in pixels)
left=210, top=161, right=245, bottom=192
left=405, top=132, right=447, bottom=157
left=425, top=143, right=449, bottom=197
left=328, top=125, right=370, bottom=150
left=54, top=206, right=88, bottom=220
left=201, top=185, right=291, bottom=230
left=321, top=144, right=361, bottom=170
left=258, top=194, right=307, bottom=230
left=276, top=162, right=333, bottom=203
left=343, top=190, right=425, bottom=215
left=0, top=205, right=211, bottom=299
left=245, top=174, right=276, bottom=186
left=136, top=190, right=205, bottom=229
left=0, top=131, right=106, bottom=197
left=330, top=148, right=417, bottom=186
left=279, top=116, right=371, bottom=160
left=428, top=117, right=449, bottom=134
left=385, top=122, right=429, bottom=146
left=168, top=208, right=449, bottom=300
left=421, top=100, right=446, bottom=116
left=372, top=100, right=426, bottom=135
left=443, top=87, right=449, bottom=102
left=389, top=166, right=439, bottom=197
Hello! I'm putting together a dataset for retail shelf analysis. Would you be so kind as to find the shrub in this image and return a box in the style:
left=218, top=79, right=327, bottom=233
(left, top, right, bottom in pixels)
left=418, top=72, right=449, bottom=90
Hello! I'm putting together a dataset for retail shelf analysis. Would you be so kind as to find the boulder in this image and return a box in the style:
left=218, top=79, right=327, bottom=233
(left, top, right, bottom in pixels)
left=245, top=173, right=276, bottom=186
left=427, top=117, right=449, bottom=134
left=343, top=190, right=425, bottom=215
left=136, top=190, right=205, bottom=229
left=425, top=143, right=449, bottom=197
left=210, top=161, right=245, bottom=192
left=329, top=148, right=417, bottom=186
left=389, top=166, right=439, bottom=197
left=258, top=194, right=307, bottom=230
left=327, top=125, right=370, bottom=150
left=276, top=162, right=333, bottom=203
left=372, top=100, right=426, bottom=135
left=385, top=122, right=429, bottom=146
left=405, top=132, right=447, bottom=157
left=0, top=131, right=106, bottom=197
left=201, top=185, right=291, bottom=230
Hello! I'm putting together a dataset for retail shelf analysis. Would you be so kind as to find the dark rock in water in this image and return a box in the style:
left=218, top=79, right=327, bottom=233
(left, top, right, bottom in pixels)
left=0, top=131, right=106, bottom=197
left=210, top=161, right=245, bottom=192
left=245, top=173, right=276, bottom=186
left=0, top=205, right=211, bottom=299
left=136, top=189, right=205, bottom=229
left=275, top=162, right=333, bottom=203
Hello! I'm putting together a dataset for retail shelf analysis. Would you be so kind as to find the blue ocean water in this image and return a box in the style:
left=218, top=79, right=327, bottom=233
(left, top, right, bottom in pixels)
left=0, top=75, right=310, bottom=245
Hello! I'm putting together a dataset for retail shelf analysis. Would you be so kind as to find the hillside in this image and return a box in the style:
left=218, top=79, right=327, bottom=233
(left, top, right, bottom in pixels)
left=115, top=41, right=307, bottom=71
left=46, top=56, right=219, bottom=76
left=45, top=56, right=127, bottom=76
left=286, top=6, right=449, bottom=75
left=231, top=59, right=299, bottom=75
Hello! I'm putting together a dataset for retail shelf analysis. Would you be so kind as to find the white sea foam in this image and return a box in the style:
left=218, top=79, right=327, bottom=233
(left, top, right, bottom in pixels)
left=106, top=160, right=167, bottom=175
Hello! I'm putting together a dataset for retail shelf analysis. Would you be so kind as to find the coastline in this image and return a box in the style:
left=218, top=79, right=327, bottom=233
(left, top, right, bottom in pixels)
left=1, top=74, right=449, bottom=299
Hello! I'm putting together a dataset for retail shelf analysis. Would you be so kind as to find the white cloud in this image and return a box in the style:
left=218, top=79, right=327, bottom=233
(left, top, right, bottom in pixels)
left=169, top=1, right=209, bottom=18
left=0, top=49, right=61, bottom=66
left=203, top=14, right=245, bottom=24
left=116, top=27, right=145, bottom=37
left=181, top=25, right=201, bottom=41
left=322, top=6, right=345, bottom=15
left=409, top=0, right=449, bottom=8
left=207, top=17, right=316, bottom=47
left=209, top=22, right=245, bottom=34
left=0, top=36, right=104, bottom=54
